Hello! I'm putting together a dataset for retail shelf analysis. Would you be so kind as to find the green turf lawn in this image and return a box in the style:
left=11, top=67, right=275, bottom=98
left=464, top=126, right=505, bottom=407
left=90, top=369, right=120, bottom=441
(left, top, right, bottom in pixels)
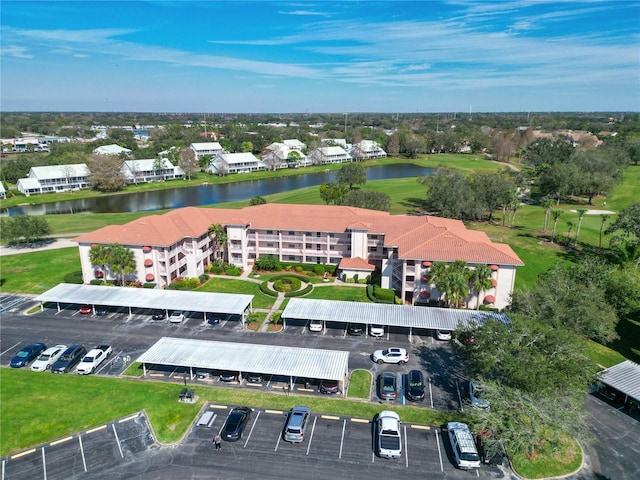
left=196, top=277, right=275, bottom=310
left=0, top=247, right=82, bottom=293
left=305, top=285, right=371, bottom=302
left=347, top=370, right=372, bottom=398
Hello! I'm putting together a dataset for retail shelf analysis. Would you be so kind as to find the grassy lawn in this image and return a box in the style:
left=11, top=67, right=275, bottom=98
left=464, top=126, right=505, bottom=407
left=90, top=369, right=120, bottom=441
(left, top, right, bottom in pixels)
left=0, top=247, right=82, bottom=293
left=196, top=277, right=274, bottom=310
left=347, top=370, right=372, bottom=399
left=583, top=339, right=628, bottom=368
left=510, top=432, right=582, bottom=479
left=0, top=368, right=453, bottom=457
left=305, top=285, right=371, bottom=302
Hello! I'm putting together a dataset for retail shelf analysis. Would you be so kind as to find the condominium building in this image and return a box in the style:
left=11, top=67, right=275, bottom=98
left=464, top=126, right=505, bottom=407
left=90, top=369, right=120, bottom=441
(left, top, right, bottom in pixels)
left=74, top=204, right=523, bottom=309
left=17, top=164, right=91, bottom=196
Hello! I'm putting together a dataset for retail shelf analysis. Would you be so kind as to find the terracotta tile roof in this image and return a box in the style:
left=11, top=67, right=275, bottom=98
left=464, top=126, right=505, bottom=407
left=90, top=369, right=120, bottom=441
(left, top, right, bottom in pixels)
left=73, top=204, right=523, bottom=266
left=339, top=257, right=376, bottom=271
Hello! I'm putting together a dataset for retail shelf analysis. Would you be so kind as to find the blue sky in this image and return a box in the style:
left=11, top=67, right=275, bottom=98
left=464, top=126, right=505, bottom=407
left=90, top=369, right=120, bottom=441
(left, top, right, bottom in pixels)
left=1, top=1, right=638, bottom=112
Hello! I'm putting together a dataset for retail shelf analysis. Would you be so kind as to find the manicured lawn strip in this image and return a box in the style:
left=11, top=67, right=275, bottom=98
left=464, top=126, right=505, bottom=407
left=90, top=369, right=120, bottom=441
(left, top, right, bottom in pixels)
left=305, top=285, right=371, bottom=302
left=348, top=370, right=372, bottom=398
left=0, top=247, right=82, bottom=293
left=196, top=277, right=274, bottom=310
left=0, top=368, right=452, bottom=457
left=583, top=339, right=628, bottom=368
left=510, top=432, right=582, bottom=479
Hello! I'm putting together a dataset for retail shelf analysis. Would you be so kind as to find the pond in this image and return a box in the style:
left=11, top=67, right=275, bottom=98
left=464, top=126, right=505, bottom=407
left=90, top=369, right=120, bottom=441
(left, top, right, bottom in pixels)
left=4, top=163, right=432, bottom=216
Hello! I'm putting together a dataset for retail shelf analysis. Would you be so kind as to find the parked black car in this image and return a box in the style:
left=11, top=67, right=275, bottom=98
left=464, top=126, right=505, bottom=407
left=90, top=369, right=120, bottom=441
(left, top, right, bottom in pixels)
left=151, top=310, right=166, bottom=321
left=246, top=373, right=263, bottom=383
left=405, top=369, right=425, bottom=401
left=10, top=342, right=47, bottom=368
left=221, top=407, right=252, bottom=441
left=51, top=345, right=87, bottom=373
left=378, top=372, right=397, bottom=401
left=347, top=323, right=364, bottom=336
left=319, top=380, right=339, bottom=394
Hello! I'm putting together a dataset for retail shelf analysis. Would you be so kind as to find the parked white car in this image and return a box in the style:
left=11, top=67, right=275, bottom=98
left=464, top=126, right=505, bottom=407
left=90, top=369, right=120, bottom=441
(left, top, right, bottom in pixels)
left=369, top=324, right=385, bottom=337
left=308, top=319, right=323, bottom=332
left=169, top=311, right=186, bottom=323
left=30, top=344, right=66, bottom=371
left=371, top=347, right=409, bottom=365
left=436, top=329, right=452, bottom=341
left=75, top=345, right=112, bottom=375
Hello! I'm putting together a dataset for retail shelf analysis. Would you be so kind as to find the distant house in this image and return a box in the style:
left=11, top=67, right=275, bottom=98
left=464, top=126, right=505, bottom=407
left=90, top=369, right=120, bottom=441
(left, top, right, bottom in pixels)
left=121, top=159, right=186, bottom=183
left=322, top=138, right=351, bottom=150
left=307, top=146, right=352, bottom=165
left=282, top=139, right=306, bottom=151
left=207, top=152, right=266, bottom=175
left=17, top=164, right=90, bottom=196
left=262, top=143, right=310, bottom=170
left=93, top=144, right=132, bottom=156
left=189, top=142, right=223, bottom=161
left=350, top=140, right=387, bottom=160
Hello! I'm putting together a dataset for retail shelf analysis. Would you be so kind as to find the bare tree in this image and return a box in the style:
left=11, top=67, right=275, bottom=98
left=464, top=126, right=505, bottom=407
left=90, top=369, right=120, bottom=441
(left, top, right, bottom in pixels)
left=87, top=154, right=126, bottom=192
left=178, top=148, right=198, bottom=180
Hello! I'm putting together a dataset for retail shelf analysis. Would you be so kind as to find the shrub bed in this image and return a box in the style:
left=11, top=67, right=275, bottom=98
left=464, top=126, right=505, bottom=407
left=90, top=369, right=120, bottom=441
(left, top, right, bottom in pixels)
left=285, top=284, right=313, bottom=298
left=259, top=281, right=279, bottom=297
left=273, top=277, right=302, bottom=292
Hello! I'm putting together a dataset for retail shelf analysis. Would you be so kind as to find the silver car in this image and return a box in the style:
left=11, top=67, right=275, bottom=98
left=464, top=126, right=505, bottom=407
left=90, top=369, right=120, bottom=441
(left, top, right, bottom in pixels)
left=283, top=406, right=311, bottom=443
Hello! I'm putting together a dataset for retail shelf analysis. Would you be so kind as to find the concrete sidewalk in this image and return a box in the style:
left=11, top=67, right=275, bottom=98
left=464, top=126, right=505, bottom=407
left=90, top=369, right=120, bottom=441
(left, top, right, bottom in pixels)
left=0, top=237, right=79, bottom=256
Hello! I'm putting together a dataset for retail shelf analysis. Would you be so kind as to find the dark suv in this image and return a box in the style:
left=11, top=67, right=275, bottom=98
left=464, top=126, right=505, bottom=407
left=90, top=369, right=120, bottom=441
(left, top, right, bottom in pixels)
left=51, top=344, right=87, bottom=373
left=405, top=370, right=425, bottom=401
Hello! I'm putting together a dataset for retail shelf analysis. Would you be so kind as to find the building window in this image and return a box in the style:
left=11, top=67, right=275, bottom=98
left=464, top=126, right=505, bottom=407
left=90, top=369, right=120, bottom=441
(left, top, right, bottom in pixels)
left=288, top=231, right=295, bottom=235
left=288, top=244, right=296, bottom=248
left=267, top=243, right=274, bottom=247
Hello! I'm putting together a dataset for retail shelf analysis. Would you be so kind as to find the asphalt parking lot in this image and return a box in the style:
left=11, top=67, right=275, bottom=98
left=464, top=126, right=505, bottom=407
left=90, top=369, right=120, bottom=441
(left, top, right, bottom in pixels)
left=4, top=403, right=507, bottom=479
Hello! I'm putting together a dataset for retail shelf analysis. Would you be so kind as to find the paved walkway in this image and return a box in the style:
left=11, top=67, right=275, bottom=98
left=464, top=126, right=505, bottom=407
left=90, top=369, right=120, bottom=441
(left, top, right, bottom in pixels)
left=0, top=237, right=79, bottom=256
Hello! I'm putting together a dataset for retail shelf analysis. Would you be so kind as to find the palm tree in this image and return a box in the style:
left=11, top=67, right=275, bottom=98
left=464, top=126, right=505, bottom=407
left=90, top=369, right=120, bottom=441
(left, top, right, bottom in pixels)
left=599, top=214, right=610, bottom=249
left=541, top=199, right=555, bottom=232
left=468, top=265, right=493, bottom=309
left=444, top=261, right=469, bottom=307
left=550, top=209, right=563, bottom=243
left=427, top=262, right=447, bottom=302
left=566, top=221, right=574, bottom=242
left=107, top=243, right=136, bottom=286
left=574, top=208, right=588, bottom=248
left=208, top=223, right=228, bottom=261
left=89, top=244, right=110, bottom=280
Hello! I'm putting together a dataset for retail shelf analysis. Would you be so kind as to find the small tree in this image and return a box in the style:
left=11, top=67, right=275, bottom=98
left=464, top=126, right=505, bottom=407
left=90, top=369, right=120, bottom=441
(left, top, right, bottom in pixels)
left=550, top=209, right=563, bottom=243
left=178, top=148, right=199, bottom=180
left=574, top=208, right=588, bottom=248
left=208, top=223, right=227, bottom=260
left=541, top=199, right=555, bottom=232
left=254, top=254, right=281, bottom=271
left=336, top=162, right=366, bottom=189
left=249, top=196, right=267, bottom=206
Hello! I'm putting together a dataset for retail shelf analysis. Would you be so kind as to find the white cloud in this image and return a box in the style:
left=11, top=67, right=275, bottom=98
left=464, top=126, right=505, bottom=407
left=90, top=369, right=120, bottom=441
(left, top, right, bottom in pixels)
left=0, top=45, right=33, bottom=58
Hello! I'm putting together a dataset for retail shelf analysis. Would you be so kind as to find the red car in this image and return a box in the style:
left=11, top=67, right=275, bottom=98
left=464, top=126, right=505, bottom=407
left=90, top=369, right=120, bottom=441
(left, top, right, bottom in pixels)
left=79, top=305, right=92, bottom=315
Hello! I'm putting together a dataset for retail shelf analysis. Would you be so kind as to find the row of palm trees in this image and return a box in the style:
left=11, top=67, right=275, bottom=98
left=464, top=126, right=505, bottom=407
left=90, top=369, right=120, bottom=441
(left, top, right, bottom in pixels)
left=425, top=261, right=494, bottom=309
left=89, top=243, right=137, bottom=285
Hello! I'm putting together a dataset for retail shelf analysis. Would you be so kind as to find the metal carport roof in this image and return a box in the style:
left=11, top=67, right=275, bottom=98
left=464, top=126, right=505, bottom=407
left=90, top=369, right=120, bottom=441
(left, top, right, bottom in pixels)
left=35, top=283, right=253, bottom=315
left=598, top=360, right=640, bottom=402
left=136, top=337, right=350, bottom=381
left=282, top=298, right=509, bottom=330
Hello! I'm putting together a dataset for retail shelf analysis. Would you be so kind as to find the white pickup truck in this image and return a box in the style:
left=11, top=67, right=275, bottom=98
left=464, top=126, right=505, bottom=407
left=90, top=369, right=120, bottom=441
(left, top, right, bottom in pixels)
left=75, top=345, right=112, bottom=375
left=377, top=410, right=402, bottom=459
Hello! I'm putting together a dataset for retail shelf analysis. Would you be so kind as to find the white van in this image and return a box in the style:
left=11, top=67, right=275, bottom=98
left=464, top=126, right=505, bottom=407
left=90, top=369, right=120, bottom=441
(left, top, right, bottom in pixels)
left=446, top=422, right=481, bottom=469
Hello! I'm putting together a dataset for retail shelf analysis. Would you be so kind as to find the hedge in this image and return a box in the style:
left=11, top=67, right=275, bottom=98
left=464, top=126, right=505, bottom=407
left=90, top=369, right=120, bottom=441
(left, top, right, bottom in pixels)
left=366, top=284, right=396, bottom=304
left=285, top=284, right=313, bottom=298
left=259, top=281, right=279, bottom=297
left=143, top=283, right=156, bottom=289
left=89, top=279, right=103, bottom=285
left=225, top=268, right=242, bottom=276
left=273, top=277, right=302, bottom=292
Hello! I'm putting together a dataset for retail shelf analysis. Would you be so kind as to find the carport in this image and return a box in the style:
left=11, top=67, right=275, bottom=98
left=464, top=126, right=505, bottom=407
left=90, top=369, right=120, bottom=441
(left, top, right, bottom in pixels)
left=598, top=360, right=640, bottom=411
left=35, top=283, right=253, bottom=323
left=282, top=298, right=509, bottom=340
left=136, top=337, right=350, bottom=396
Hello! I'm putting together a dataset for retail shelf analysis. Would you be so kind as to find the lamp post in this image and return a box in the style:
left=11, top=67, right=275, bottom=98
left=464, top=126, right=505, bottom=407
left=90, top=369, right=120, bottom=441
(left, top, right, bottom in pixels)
left=343, top=113, right=348, bottom=135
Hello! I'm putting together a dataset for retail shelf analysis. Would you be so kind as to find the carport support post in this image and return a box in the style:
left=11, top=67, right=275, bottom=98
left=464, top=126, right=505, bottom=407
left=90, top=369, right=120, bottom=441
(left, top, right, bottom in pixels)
left=409, top=327, right=413, bottom=343
left=56, top=301, right=61, bottom=313
left=142, top=363, right=147, bottom=377
left=128, top=306, right=132, bottom=318
left=190, top=367, right=194, bottom=381
left=40, top=302, right=44, bottom=312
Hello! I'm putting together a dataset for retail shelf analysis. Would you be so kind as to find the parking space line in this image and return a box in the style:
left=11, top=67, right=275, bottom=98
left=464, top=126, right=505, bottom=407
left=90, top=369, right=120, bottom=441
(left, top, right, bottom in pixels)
left=50, top=436, right=73, bottom=446
left=274, top=431, right=282, bottom=451
left=404, top=424, right=409, bottom=468
left=85, top=425, right=106, bottom=434
left=118, top=414, right=139, bottom=423
left=209, top=404, right=228, bottom=410
left=350, top=418, right=369, bottom=423
left=265, top=409, right=283, bottom=415
left=111, top=424, right=124, bottom=458
left=243, top=411, right=260, bottom=448
left=339, top=419, right=346, bottom=459
left=149, top=373, right=164, bottom=377
left=305, top=416, right=317, bottom=455
left=78, top=435, right=87, bottom=472
left=0, top=342, right=20, bottom=356
left=435, top=428, right=444, bottom=472
left=429, top=377, right=434, bottom=408
left=41, top=447, right=46, bottom=480
left=410, top=425, right=430, bottom=430
left=321, top=415, right=340, bottom=420
left=10, top=448, right=35, bottom=460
